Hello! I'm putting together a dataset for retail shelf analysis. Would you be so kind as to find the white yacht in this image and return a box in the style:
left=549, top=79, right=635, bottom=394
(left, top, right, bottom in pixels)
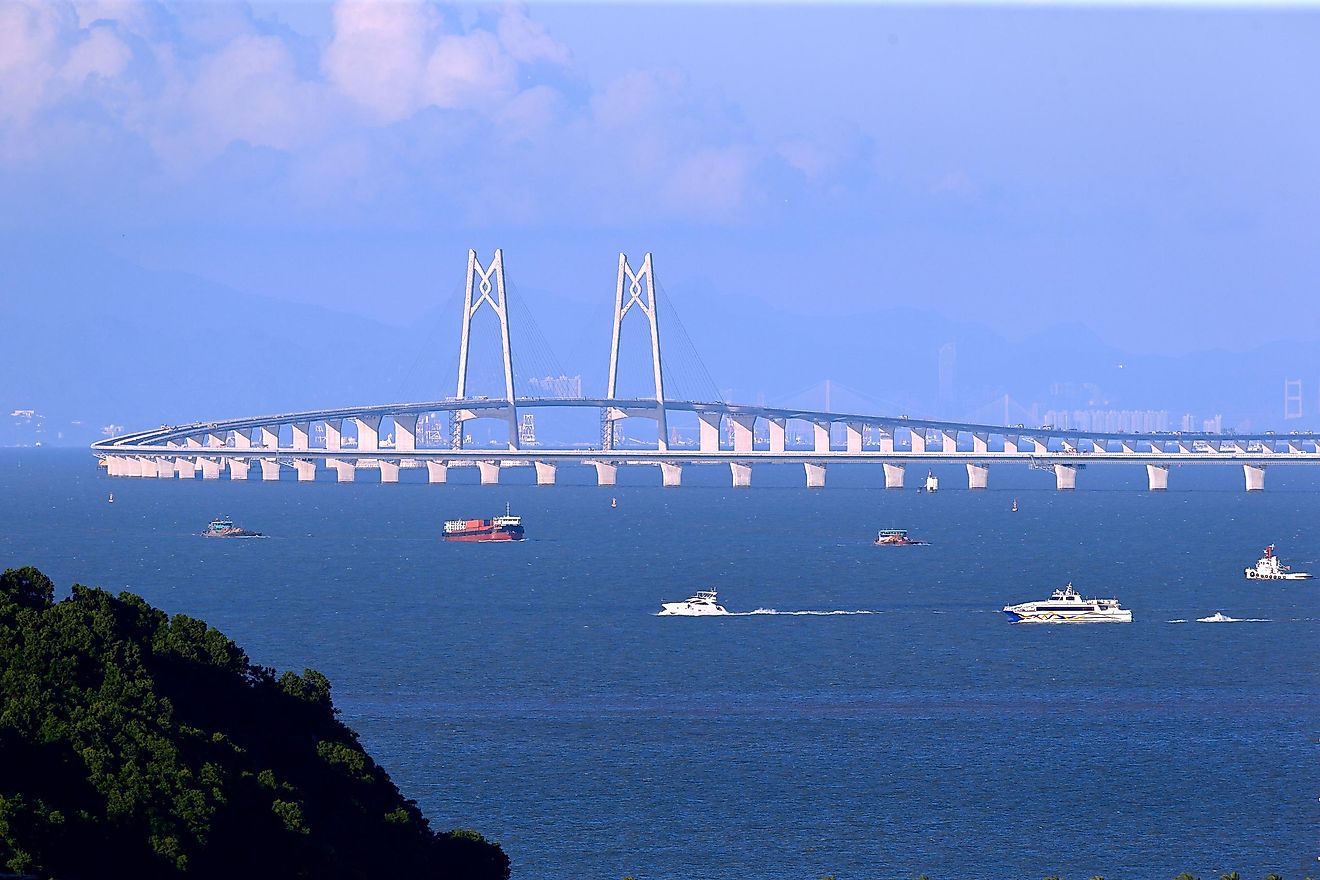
left=924, top=471, right=939, bottom=492
left=658, top=590, right=728, bottom=616
left=1002, top=583, right=1132, bottom=624
left=1244, top=545, right=1311, bottom=580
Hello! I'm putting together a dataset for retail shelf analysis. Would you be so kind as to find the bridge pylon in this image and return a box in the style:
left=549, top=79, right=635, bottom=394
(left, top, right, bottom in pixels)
left=454, top=249, right=519, bottom=450
left=605, top=252, right=668, bottom=451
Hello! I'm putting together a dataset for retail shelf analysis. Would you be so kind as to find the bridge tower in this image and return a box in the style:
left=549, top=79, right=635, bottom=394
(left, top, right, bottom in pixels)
left=604, top=253, right=668, bottom=451
left=454, top=249, right=519, bottom=450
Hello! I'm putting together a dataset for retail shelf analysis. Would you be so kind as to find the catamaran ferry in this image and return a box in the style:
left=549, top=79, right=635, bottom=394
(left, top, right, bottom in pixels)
left=1002, top=583, right=1132, bottom=624
left=1244, top=545, right=1311, bottom=580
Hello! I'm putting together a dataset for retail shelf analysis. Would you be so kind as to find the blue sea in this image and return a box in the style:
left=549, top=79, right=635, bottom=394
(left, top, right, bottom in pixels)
left=2, top=450, right=1316, bottom=880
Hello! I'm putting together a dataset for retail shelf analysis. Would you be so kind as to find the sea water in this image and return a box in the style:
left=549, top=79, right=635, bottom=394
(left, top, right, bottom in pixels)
left=1, top=450, right=1315, bottom=880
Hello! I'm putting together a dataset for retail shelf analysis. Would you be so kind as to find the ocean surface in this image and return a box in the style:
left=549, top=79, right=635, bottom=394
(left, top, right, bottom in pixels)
left=2, top=450, right=1316, bottom=880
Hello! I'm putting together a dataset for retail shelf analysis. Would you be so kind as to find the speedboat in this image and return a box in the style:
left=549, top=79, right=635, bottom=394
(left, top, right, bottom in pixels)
left=659, top=590, right=728, bottom=616
left=1244, top=544, right=1310, bottom=580
left=874, top=529, right=928, bottom=546
left=1002, top=583, right=1132, bottom=624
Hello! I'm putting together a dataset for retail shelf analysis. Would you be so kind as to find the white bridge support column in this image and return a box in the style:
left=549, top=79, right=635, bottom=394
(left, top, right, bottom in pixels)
left=136, top=457, right=159, bottom=477
left=592, top=462, right=618, bottom=487
left=260, top=458, right=281, bottom=481
left=330, top=459, right=355, bottom=482
left=730, top=462, right=752, bottom=488
left=294, top=460, right=317, bottom=482
left=698, top=413, right=722, bottom=453
left=227, top=458, right=250, bottom=481
left=426, top=461, right=448, bottom=484
left=731, top=415, right=756, bottom=454
left=1030, top=436, right=1048, bottom=454
left=354, top=416, right=381, bottom=453
left=845, top=422, right=863, bottom=454
left=1054, top=464, right=1077, bottom=491
left=973, top=433, right=989, bottom=454
left=909, top=428, right=926, bottom=453
left=1244, top=464, right=1266, bottom=492
left=291, top=422, right=309, bottom=451
left=391, top=414, right=417, bottom=452
left=1146, top=464, right=1169, bottom=491
left=813, top=422, right=831, bottom=453
left=769, top=419, right=786, bottom=454
left=883, top=462, right=905, bottom=489
left=966, top=463, right=988, bottom=490
left=941, top=430, right=959, bottom=453
left=260, top=426, right=279, bottom=450
left=477, top=461, right=501, bottom=485
left=804, top=462, right=826, bottom=489
left=379, top=461, right=400, bottom=483
left=155, top=457, right=176, bottom=478
left=231, top=430, right=251, bottom=451
left=176, top=457, right=196, bottom=479
left=324, top=420, right=342, bottom=452
left=661, top=462, right=682, bottom=487
left=1003, top=435, right=1019, bottom=454
left=535, top=462, right=557, bottom=486
left=877, top=426, right=894, bottom=453
left=200, top=458, right=222, bottom=480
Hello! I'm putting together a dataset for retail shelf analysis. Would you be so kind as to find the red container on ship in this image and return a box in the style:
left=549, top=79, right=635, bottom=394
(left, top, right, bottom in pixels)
left=443, top=504, right=524, bottom=542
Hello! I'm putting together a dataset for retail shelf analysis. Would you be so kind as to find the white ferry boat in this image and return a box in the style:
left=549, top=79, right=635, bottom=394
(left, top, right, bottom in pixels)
left=1244, top=545, right=1311, bottom=580
left=658, top=590, right=728, bottom=616
left=1002, top=583, right=1132, bottom=624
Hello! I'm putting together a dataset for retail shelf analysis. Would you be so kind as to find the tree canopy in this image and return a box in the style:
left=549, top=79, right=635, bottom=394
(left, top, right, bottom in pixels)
left=0, top=566, right=509, bottom=880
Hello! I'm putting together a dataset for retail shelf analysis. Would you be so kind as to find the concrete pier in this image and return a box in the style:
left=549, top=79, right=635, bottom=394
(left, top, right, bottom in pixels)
left=731, top=415, right=756, bottom=453
left=392, top=414, right=417, bottom=451
left=477, top=461, right=500, bottom=485
left=291, top=422, right=309, bottom=451
left=661, top=462, right=682, bottom=487
left=200, top=458, right=221, bottom=480
left=593, top=462, right=618, bottom=486
left=845, top=422, right=863, bottom=453
left=909, top=428, right=926, bottom=453
left=698, top=413, right=721, bottom=453
left=175, top=458, right=195, bottom=479
left=730, top=462, right=752, bottom=488
left=227, top=458, right=250, bottom=481
left=260, top=425, right=278, bottom=450
left=1054, top=463, right=1077, bottom=491
left=769, top=418, right=786, bottom=453
left=813, top=422, right=830, bottom=453
left=260, top=458, right=281, bottom=481
left=804, top=462, right=826, bottom=488
left=426, top=461, right=448, bottom=484
left=1244, top=464, right=1265, bottom=492
left=966, top=462, right=988, bottom=490
left=354, top=416, right=382, bottom=453
left=330, top=459, right=355, bottom=482
left=324, top=419, right=342, bottom=452
left=1146, top=463, right=1169, bottom=491
left=294, top=460, right=317, bottom=482
left=883, top=462, right=905, bottom=489
left=379, top=460, right=400, bottom=483
left=535, top=461, right=557, bottom=485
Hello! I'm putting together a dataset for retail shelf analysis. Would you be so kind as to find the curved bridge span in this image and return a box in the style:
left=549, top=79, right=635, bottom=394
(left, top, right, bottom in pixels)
left=94, top=250, right=1320, bottom=492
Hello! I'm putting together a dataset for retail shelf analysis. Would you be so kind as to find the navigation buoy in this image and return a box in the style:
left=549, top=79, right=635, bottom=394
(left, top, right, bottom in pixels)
left=108, top=493, right=114, bottom=504
left=1011, top=498, right=1018, bottom=512
left=611, top=497, right=617, bottom=509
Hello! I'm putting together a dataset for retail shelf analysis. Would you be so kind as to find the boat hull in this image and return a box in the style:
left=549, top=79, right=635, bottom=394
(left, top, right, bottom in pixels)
left=444, top=528, right=524, bottom=542
left=1002, top=608, right=1132, bottom=624
left=1244, top=569, right=1310, bottom=580
left=658, top=603, right=727, bottom=616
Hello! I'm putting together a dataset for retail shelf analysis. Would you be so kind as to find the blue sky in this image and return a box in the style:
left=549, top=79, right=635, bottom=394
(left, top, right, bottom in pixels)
left=3, top=0, right=1319, bottom=358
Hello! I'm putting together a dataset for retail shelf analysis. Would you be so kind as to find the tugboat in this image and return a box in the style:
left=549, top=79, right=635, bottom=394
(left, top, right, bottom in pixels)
left=924, top=471, right=939, bottom=492
left=874, top=528, right=928, bottom=546
left=443, top=503, right=525, bottom=542
left=658, top=590, right=728, bottom=616
left=1244, top=544, right=1311, bottom=580
left=1002, top=583, right=1132, bottom=624
left=202, top=517, right=263, bottom=538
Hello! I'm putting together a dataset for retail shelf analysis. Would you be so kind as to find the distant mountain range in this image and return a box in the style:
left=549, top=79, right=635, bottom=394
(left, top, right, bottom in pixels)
left=3, top=238, right=1316, bottom=446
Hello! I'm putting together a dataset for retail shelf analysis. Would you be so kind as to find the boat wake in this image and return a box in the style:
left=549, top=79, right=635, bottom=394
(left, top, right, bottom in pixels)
left=1169, top=616, right=1272, bottom=623
left=733, top=609, right=879, bottom=616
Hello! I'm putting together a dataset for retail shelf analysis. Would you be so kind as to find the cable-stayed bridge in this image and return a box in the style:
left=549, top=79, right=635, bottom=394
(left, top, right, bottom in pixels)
left=95, top=250, right=1320, bottom=492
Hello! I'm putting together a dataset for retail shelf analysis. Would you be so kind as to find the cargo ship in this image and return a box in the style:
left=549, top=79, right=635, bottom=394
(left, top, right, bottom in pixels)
left=443, top=503, right=524, bottom=542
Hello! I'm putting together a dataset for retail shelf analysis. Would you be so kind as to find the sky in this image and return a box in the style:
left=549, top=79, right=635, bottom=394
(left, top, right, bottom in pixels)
left=2, top=1, right=1319, bottom=375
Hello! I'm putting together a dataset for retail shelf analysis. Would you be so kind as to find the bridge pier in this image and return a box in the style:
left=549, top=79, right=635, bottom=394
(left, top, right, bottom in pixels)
left=883, top=462, right=905, bottom=489
left=769, top=418, right=786, bottom=453
left=731, top=415, right=756, bottom=453
left=966, top=462, right=988, bottom=490
left=804, top=462, right=826, bottom=489
left=812, top=421, right=830, bottom=453
left=877, top=426, right=894, bottom=453
left=730, top=462, right=752, bottom=488
left=354, top=416, right=382, bottom=453
left=1146, top=464, right=1169, bottom=491
left=391, top=414, right=417, bottom=451
left=330, top=459, right=355, bottom=482
left=136, top=457, right=160, bottom=477
left=909, top=428, right=926, bottom=453
left=176, top=458, right=196, bottom=479
left=260, top=458, right=281, bottom=481
left=477, top=461, right=501, bottom=485
left=1003, top=435, right=1018, bottom=454
left=294, top=459, right=317, bottom=482
left=1054, top=464, right=1077, bottom=491
left=1244, top=464, right=1265, bottom=492
left=698, top=413, right=721, bottom=452
left=592, top=462, right=618, bottom=487
left=845, top=422, right=863, bottom=453
left=200, top=458, right=222, bottom=480
left=426, top=461, right=448, bottom=484
left=535, top=462, right=557, bottom=486
left=259, top=425, right=279, bottom=450
left=661, top=462, right=682, bottom=487
left=379, top=460, right=400, bottom=483
left=941, top=430, right=958, bottom=453
left=227, top=458, right=250, bottom=481
left=291, top=422, right=310, bottom=451
left=324, top=419, right=342, bottom=452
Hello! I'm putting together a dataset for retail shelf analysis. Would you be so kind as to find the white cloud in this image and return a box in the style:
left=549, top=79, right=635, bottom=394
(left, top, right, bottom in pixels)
left=62, top=26, right=132, bottom=86
left=0, top=2, right=68, bottom=124
left=496, top=5, right=569, bottom=66
left=424, top=30, right=517, bottom=110
left=323, top=0, right=434, bottom=123
left=191, top=34, right=325, bottom=153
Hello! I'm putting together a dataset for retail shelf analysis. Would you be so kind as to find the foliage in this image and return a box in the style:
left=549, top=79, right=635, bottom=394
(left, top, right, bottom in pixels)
left=0, top=567, right=510, bottom=880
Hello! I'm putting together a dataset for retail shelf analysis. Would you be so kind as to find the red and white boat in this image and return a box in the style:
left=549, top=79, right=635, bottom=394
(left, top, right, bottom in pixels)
left=443, top=504, right=525, bottom=542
